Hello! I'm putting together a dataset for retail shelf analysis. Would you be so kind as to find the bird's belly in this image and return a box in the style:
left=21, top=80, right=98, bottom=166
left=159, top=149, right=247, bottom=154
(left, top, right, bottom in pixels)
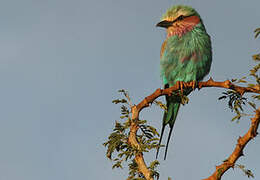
left=162, top=55, right=210, bottom=85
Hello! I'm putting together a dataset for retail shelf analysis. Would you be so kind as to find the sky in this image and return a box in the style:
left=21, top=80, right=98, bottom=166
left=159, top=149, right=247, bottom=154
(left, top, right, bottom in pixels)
left=0, top=0, right=259, bottom=180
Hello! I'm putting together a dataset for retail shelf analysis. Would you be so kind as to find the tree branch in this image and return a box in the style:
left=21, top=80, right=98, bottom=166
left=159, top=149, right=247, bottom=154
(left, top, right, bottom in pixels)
left=203, top=107, right=260, bottom=180
left=127, top=78, right=260, bottom=179
left=137, top=78, right=260, bottom=112
left=128, top=106, right=153, bottom=180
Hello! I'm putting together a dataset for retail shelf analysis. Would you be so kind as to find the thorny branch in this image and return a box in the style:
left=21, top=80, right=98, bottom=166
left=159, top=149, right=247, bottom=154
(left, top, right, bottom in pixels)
left=137, top=78, right=260, bottom=112
left=128, top=78, right=260, bottom=180
left=203, top=107, right=260, bottom=180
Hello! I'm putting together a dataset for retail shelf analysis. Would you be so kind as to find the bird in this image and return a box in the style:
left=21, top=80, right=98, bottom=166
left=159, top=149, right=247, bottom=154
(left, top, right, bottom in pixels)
left=156, top=5, right=212, bottom=160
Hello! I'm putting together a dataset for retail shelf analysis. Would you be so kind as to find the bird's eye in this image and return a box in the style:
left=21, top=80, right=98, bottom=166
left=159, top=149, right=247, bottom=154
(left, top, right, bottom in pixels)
left=177, top=15, right=184, bottom=20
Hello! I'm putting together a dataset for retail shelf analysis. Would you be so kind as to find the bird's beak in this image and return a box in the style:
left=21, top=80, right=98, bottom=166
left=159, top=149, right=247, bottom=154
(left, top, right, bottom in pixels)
left=156, top=20, right=173, bottom=28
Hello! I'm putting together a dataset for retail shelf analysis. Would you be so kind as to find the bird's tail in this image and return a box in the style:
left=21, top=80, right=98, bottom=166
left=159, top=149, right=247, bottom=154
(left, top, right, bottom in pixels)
left=156, top=95, right=180, bottom=160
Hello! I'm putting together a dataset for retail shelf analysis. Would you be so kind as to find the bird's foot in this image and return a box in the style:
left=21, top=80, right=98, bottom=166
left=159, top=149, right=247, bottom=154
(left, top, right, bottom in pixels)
left=191, top=80, right=197, bottom=91
left=176, top=81, right=185, bottom=94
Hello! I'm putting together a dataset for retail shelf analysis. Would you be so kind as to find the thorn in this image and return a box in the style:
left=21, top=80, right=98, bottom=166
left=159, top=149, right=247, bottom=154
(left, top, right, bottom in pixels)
left=156, top=88, right=163, bottom=94
left=224, top=80, right=231, bottom=87
left=237, top=136, right=242, bottom=141
left=215, top=165, right=221, bottom=170
left=144, top=97, right=150, bottom=107
left=250, top=134, right=255, bottom=139
left=198, top=82, right=202, bottom=90
left=231, top=163, right=235, bottom=169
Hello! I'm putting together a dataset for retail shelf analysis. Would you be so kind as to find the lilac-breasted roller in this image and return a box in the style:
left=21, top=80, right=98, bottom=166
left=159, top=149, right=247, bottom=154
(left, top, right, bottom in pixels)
left=156, top=5, right=212, bottom=159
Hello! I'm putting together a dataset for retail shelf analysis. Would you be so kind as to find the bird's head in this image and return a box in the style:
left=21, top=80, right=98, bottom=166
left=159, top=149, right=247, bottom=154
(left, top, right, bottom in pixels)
left=157, top=5, right=202, bottom=37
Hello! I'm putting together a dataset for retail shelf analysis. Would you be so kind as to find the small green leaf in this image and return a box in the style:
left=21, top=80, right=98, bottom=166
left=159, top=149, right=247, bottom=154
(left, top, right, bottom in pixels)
left=180, top=94, right=189, bottom=105
left=238, top=79, right=247, bottom=83
left=218, top=96, right=227, bottom=100
left=252, top=54, right=260, bottom=61
left=245, top=169, right=254, bottom=178
left=232, top=115, right=241, bottom=122
left=248, top=101, right=256, bottom=110
left=235, top=164, right=254, bottom=178
left=154, top=100, right=167, bottom=111
left=149, top=160, right=160, bottom=170
left=112, top=99, right=127, bottom=104
left=247, top=84, right=255, bottom=87
left=118, top=89, right=125, bottom=93
left=252, top=95, right=260, bottom=100
left=112, top=161, right=123, bottom=169
left=254, top=27, right=260, bottom=38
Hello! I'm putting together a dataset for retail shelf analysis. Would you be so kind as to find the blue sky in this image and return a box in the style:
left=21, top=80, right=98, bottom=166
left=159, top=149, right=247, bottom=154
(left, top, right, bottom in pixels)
left=0, top=0, right=259, bottom=180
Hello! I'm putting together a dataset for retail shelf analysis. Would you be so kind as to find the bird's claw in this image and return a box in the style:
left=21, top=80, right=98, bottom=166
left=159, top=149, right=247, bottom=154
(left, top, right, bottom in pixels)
left=176, top=81, right=197, bottom=93
left=191, top=80, right=197, bottom=91
left=176, top=81, right=185, bottom=94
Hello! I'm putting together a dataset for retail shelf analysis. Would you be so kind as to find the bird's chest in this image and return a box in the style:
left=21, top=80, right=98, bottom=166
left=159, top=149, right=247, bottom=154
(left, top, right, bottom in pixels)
left=162, top=36, right=199, bottom=68
left=160, top=35, right=205, bottom=84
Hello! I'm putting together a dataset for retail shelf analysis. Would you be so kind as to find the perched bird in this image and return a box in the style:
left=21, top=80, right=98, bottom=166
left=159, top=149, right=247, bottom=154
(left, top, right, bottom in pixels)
left=156, top=5, right=212, bottom=159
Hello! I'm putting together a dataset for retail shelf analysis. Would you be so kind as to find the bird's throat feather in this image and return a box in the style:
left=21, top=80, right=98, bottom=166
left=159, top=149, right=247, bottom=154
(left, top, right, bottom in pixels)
left=167, top=15, right=200, bottom=37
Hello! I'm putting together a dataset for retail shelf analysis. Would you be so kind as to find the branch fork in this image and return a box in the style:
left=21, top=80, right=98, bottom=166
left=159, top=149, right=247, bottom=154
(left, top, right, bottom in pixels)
left=126, top=78, right=260, bottom=180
